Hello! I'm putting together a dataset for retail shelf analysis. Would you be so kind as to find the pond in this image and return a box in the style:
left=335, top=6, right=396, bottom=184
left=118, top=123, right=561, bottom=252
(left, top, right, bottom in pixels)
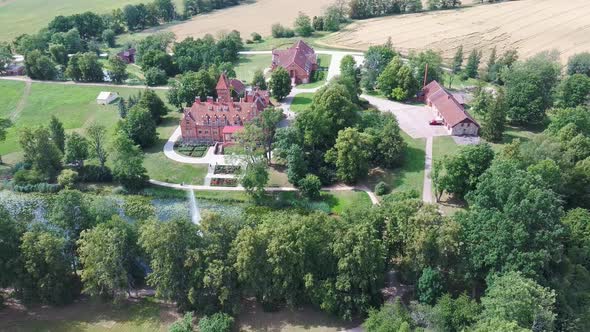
left=0, top=190, right=244, bottom=224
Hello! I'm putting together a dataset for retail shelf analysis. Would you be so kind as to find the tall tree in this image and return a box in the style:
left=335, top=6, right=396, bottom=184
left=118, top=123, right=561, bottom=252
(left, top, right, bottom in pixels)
left=294, top=12, right=313, bottom=37
left=361, top=43, right=396, bottom=91
left=452, top=45, right=464, bottom=74
left=19, top=126, right=63, bottom=179
left=432, top=143, right=495, bottom=200
left=251, top=69, right=267, bottom=90
left=86, top=123, right=108, bottom=170
left=325, top=127, right=372, bottom=183
left=502, top=52, right=560, bottom=124
left=107, top=55, right=128, bottom=84
left=138, top=89, right=170, bottom=124
left=49, top=189, right=93, bottom=270
left=64, top=132, right=89, bottom=168
left=464, top=49, right=481, bottom=78
left=481, top=272, right=557, bottom=331
left=0, top=118, right=11, bottom=164
left=567, top=52, right=590, bottom=77
left=19, top=229, right=77, bottom=305
left=120, top=105, right=158, bottom=148
left=409, top=49, right=444, bottom=85
left=140, top=219, right=200, bottom=310
left=111, top=132, right=148, bottom=191
left=458, top=160, right=564, bottom=282
left=49, top=116, right=65, bottom=152
left=481, top=88, right=507, bottom=142
left=269, top=67, right=292, bottom=100
left=78, top=217, right=138, bottom=298
left=555, top=73, right=590, bottom=108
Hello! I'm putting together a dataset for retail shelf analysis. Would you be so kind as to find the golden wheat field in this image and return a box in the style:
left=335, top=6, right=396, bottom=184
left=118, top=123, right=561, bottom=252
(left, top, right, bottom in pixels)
left=319, top=0, right=590, bottom=64
left=167, top=0, right=335, bottom=40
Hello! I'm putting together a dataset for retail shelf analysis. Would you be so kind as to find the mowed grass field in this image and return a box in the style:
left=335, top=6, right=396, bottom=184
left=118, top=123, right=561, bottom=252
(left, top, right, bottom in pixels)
left=320, top=0, right=590, bottom=64
left=363, top=132, right=426, bottom=195
left=0, top=81, right=209, bottom=185
left=234, top=54, right=271, bottom=83
left=0, top=0, right=183, bottom=42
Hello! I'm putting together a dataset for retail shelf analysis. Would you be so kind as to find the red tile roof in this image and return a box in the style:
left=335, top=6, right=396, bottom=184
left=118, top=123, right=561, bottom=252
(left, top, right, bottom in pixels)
left=229, top=79, right=246, bottom=94
left=423, top=80, right=479, bottom=128
left=216, top=74, right=230, bottom=90
left=222, top=126, right=244, bottom=134
left=272, top=40, right=317, bottom=73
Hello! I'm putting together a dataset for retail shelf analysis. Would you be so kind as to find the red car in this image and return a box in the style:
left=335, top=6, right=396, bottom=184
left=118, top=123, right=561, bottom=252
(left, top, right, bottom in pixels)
left=429, top=119, right=443, bottom=126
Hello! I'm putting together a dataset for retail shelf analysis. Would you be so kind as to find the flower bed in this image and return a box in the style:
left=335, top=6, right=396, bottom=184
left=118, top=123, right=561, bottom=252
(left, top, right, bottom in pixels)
left=214, top=165, right=241, bottom=175
left=210, top=178, right=238, bottom=187
left=174, top=145, right=208, bottom=158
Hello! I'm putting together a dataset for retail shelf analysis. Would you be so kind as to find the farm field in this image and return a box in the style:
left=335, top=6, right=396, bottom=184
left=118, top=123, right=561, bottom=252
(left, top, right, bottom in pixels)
left=0, top=0, right=183, bottom=42
left=167, top=0, right=334, bottom=41
left=320, top=0, right=590, bottom=64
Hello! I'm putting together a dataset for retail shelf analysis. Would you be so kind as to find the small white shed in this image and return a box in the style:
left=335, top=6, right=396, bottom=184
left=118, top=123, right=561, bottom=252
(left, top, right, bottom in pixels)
left=96, top=91, right=118, bottom=105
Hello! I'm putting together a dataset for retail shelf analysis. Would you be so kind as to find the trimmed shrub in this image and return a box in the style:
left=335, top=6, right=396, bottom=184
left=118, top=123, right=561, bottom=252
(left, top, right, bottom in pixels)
left=79, top=165, right=113, bottom=183
left=198, top=313, right=234, bottom=332
left=57, top=169, right=78, bottom=189
left=375, top=181, right=390, bottom=196
left=251, top=32, right=262, bottom=42
left=13, top=169, right=45, bottom=186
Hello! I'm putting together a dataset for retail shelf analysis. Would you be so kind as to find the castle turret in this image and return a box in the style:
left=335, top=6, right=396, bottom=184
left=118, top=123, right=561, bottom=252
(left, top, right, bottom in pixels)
left=216, top=73, right=231, bottom=103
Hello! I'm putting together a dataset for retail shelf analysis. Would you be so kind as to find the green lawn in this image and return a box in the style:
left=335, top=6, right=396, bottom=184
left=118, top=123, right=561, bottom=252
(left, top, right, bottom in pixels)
left=290, top=93, right=314, bottom=113
left=363, top=133, right=426, bottom=195
left=142, top=113, right=209, bottom=186
left=234, top=54, right=271, bottom=83
left=0, top=80, right=26, bottom=119
left=0, top=0, right=183, bottom=42
left=0, top=82, right=171, bottom=161
left=433, top=136, right=461, bottom=162
left=328, top=190, right=372, bottom=214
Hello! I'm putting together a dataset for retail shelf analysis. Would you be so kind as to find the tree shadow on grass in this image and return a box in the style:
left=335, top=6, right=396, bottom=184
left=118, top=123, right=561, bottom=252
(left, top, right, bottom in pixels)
left=237, top=298, right=358, bottom=332
left=0, top=296, right=179, bottom=332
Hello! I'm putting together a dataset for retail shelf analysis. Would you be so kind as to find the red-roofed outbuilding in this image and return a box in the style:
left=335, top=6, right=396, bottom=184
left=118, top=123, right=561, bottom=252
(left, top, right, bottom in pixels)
left=422, top=80, right=480, bottom=136
left=271, top=40, right=318, bottom=85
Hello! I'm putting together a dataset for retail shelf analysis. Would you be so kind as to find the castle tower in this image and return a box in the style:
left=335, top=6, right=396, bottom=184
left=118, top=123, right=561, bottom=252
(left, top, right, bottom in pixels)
left=216, top=73, right=231, bottom=103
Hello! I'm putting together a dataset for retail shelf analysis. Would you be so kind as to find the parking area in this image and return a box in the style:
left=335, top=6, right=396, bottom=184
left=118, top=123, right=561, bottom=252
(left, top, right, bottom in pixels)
left=362, top=95, right=450, bottom=139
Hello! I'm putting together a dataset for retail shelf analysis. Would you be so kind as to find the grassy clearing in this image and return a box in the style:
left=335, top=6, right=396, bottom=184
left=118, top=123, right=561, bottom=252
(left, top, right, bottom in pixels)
left=328, top=190, right=372, bottom=214
left=234, top=54, right=271, bottom=83
left=0, top=297, right=178, bottom=332
left=363, top=133, right=426, bottom=195
left=143, top=113, right=209, bottom=185
left=433, top=136, right=460, bottom=162
left=0, top=82, right=170, bottom=162
left=290, top=93, right=314, bottom=113
left=0, top=80, right=26, bottom=118
left=239, top=299, right=357, bottom=332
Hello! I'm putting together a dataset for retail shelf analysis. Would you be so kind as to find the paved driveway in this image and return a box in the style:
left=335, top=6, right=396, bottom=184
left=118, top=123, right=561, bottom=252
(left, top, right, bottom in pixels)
left=362, top=95, right=450, bottom=139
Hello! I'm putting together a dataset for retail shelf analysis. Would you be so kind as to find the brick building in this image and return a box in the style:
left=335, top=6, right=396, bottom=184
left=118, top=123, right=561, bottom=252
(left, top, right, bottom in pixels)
left=422, top=80, right=480, bottom=136
left=180, top=74, right=271, bottom=144
left=271, top=40, right=317, bottom=85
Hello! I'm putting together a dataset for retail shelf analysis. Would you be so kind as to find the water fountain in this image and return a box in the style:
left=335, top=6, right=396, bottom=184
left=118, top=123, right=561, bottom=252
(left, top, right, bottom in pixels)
left=187, top=189, right=201, bottom=224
